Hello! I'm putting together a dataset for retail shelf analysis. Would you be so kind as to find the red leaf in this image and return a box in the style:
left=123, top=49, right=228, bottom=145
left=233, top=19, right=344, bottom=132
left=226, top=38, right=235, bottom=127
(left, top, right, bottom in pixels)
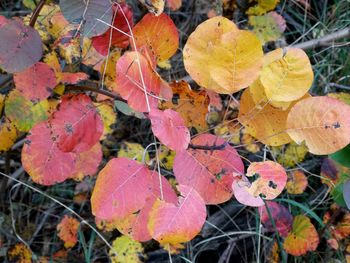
left=14, top=62, right=57, bottom=102
left=173, top=134, right=244, bottom=204
left=148, top=185, right=206, bottom=246
left=91, top=158, right=154, bottom=220
left=58, top=72, right=89, bottom=84
left=0, top=19, right=42, bottom=73
left=133, top=13, right=179, bottom=64
left=91, top=3, right=133, bottom=56
left=115, top=51, right=163, bottom=112
left=21, top=122, right=77, bottom=185
left=51, top=94, right=103, bottom=153
left=0, top=15, right=8, bottom=27
left=258, top=201, right=293, bottom=237
left=149, top=109, right=190, bottom=151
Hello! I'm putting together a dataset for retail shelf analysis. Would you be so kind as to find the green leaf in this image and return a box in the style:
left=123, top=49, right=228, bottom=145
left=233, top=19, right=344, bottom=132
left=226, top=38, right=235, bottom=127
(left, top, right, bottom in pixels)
left=330, top=144, right=350, bottom=168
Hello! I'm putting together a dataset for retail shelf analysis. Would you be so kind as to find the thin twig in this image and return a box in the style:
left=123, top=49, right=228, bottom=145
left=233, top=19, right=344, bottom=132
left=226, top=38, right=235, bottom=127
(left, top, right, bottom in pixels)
left=29, top=0, right=46, bottom=28
left=291, top=27, right=350, bottom=50
left=188, top=142, right=228, bottom=151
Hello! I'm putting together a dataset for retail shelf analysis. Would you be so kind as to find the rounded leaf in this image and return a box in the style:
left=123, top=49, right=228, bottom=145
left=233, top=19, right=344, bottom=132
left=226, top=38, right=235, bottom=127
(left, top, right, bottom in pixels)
left=234, top=161, right=287, bottom=206
left=21, top=122, right=77, bottom=185
left=283, top=215, right=319, bottom=256
left=91, top=158, right=153, bottom=220
left=0, top=19, right=42, bottom=73
left=258, top=201, right=293, bottom=237
left=148, top=185, right=206, bottom=246
left=133, top=13, right=178, bottom=63
left=286, top=170, right=308, bottom=194
left=261, top=48, right=314, bottom=102
left=115, top=51, right=163, bottom=112
left=57, top=215, right=80, bottom=248
left=183, top=16, right=263, bottom=94
left=287, top=96, right=350, bottom=155
left=14, top=62, right=57, bottom=102
left=59, top=0, right=113, bottom=37
left=174, top=134, right=244, bottom=204
left=51, top=94, right=103, bottom=153
left=149, top=109, right=190, bottom=152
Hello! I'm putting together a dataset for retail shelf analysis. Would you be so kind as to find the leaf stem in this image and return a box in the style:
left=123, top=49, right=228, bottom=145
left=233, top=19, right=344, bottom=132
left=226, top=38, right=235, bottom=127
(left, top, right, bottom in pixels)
left=29, top=0, right=46, bottom=28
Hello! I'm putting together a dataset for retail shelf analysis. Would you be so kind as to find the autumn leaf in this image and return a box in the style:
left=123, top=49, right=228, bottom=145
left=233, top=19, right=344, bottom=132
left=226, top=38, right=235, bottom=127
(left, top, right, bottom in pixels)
left=92, top=3, right=133, bottom=56
left=133, top=13, right=178, bottom=64
left=117, top=142, right=149, bottom=163
left=184, top=16, right=263, bottom=94
left=148, top=185, right=206, bottom=247
left=21, top=122, right=77, bottom=185
left=0, top=19, right=42, bottom=73
left=160, top=81, right=209, bottom=131
left=287, top=96, right=350, bottom=155
left=249, top=11, right=286, bottom=44
left=258, top=201, right=293, bottom=237
left=109, top=235, right=145, bottom=263
left=8, top=243, right=32, bottom=263
left=59, top=0, right=113, bottom=37
left=51, top=94, right=103, bottom=153
left=91, top=158, right=154, bottom=220
left=94, top=102, right=117, bottom=140
left=0, top=119, right=17, bottom=151
left=261, top=48, right=314, bottom=103
left=174, top=134, right=244, bottom=204
left=57, top=215, right=80, bottom=248
left=139, top=0, right=165, bottom=15
left=167, top=0, right=182, bottom=10
left=233, top=161, right=287, bottom=206
left=283, top=215, right=319, bottom=256
left=149, top=109, right=190, bottom=151
left=247, top=0, right=280, bottom=16
left=270, top=141, right=308, bottom=167
left=5, top=90, right=52, bottom=132
left=115, top=51, right=165, bottom=112
left=286, top=170, right=308, bottom=194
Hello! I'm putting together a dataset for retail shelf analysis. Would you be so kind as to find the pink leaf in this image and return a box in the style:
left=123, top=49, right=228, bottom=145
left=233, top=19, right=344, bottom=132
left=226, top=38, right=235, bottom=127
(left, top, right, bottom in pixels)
left=91, top=158, right=154, bottom=220
left=149, top=109, right=190, bottom=151
left=14, top=62, right=57, bottom=102
left=148, top=185, right=206, bottom=246
left=173, top=134, right=244, bottom=204
left=58, top=72, right=89, bottom=84
left=115, top=51, right=163, bottom=112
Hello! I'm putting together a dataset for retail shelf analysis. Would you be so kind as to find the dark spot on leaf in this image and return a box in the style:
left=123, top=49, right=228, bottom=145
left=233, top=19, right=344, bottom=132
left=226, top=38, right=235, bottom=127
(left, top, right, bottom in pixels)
left=268, top=180, right=277, bottom=189
left=64, top=123, right=74, bottom=134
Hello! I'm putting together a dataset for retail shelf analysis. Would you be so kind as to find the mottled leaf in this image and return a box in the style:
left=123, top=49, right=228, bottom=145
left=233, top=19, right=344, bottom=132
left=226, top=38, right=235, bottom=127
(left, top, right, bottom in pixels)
left=57, top=215, right=80, bottom=248
left=286, top=170, right=308, bottom=194
left=117, top=141, right=149, bottom=163
left=51, top=94, right=103, bottom=153
left=283, top=215, right=319, bottom=256
left=287, top=96, right=350, bottom=155
left=0, top=120, right=17, bottom=151
left=8, top=243, right=32, bottom=262
left=109, top=235, right=144, bottom=263
left=174, top=134, right=244, bottom=204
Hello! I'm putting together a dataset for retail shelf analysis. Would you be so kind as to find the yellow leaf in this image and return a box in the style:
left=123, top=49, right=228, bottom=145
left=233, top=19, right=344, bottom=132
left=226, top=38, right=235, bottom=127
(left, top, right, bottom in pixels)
left=247, top=0, right=280, bottom=16
left=0, top=94, right=4, bottom=114
left=261, top=48, right=314, bottom=103
left=100, top=50, right=121, bottom=91
left=118, top=142, right=150, bottom=163
left=286, top=170, right=308, bottom=194
left=94, top=102, right=117, bottom=140
left=157, top=146, right=175, bottom=170
left=183, top=16, right=263, bottom=94
left=8, top=243, right=32, bottom=263
left=109, top=236, right=144, bottom=263
left=0, top=120, right=17, bottom=151
left=270, top=141, right=308, bottom=168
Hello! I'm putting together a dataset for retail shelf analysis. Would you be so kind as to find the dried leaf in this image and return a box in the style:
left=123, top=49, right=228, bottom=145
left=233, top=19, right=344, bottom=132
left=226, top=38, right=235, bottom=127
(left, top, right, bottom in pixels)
left=57, top=215, right=80, bottom=248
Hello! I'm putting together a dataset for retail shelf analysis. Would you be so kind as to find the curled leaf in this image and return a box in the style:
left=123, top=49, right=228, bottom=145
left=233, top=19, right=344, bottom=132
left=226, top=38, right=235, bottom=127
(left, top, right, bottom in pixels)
left=57, top=215, right=80, bottom=248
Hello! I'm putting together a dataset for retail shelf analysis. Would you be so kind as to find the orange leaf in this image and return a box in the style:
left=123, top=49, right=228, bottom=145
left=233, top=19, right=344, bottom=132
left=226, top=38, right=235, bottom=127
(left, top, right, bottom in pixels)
left=286, top=170, right=308, bottom=194
left=283, top=215, right=319, bottom=256
left=8, top=243, right=32, bottom=263
left=133, top=13, right=178, bottom=64
left=57, top=215, right=80, bottom=248
left=287, top=96, right=350, bottom=155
